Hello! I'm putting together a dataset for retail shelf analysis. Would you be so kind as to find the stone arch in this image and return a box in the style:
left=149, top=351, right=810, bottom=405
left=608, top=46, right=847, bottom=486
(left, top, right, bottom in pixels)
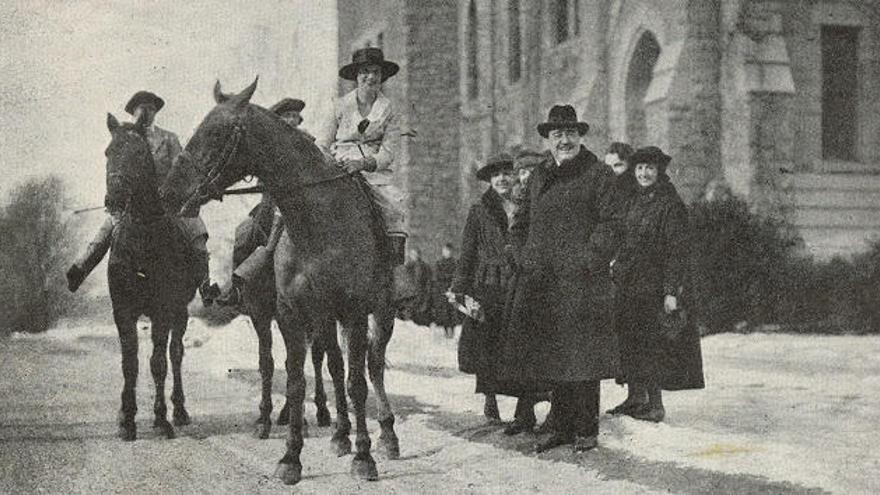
left=608, top=1, right=680, bottom=144
left=624, top=31, right=660, bottom=147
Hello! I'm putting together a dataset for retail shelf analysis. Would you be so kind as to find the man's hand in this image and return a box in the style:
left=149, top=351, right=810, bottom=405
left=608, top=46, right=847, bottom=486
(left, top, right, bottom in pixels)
left=664, top=294, right=678, bottom=314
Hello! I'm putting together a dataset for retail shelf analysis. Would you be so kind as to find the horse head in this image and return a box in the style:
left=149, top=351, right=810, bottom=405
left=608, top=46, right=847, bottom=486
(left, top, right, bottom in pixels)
left=161, top=77, right=259, bottom=217
left=105, top=112, right=160, bottom=216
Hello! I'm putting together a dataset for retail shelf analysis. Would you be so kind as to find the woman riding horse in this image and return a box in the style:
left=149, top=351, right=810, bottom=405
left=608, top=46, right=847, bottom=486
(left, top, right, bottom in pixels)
left=160, top=79, right=400, bottom=486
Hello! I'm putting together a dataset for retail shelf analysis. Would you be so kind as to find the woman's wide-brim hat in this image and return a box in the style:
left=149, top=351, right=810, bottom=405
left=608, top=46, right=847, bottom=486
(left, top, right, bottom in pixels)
left=536, top=105, right=590, bottom=138
left=125, top=91, right=165, bottom=115
left=476, top=153, right=514, bottom=182
left=270, top=98, right=305, bottom=115
left=339, top=47, right=400, bottom=82
left=629, top=146, right=672, bottom=173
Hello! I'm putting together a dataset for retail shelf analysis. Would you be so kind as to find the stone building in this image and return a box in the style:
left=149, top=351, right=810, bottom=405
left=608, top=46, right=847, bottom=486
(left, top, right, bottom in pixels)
left=334, top=0, right=880, bottom=258
left=459, top=0, right=880, bottom=258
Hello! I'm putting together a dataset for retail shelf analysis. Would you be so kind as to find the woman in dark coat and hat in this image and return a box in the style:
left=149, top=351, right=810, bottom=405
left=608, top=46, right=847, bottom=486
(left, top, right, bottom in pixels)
left=609, top=146, right=705, bottom=422
left=451, top=153, right=531, bottom=424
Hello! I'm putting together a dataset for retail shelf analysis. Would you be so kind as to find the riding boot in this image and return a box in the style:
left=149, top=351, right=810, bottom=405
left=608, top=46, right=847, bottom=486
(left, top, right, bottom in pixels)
left=67, top=215, right=116, bottom=292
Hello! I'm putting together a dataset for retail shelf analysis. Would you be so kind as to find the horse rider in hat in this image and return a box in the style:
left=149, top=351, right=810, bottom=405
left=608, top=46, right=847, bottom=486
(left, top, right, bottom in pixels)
left=315, top=47, right=409, bottom=266
left=497, top=105, right=624, bottom=453
left=66, top=91, right=210, bottom=294
left=209, top=97, right=314, bottom=307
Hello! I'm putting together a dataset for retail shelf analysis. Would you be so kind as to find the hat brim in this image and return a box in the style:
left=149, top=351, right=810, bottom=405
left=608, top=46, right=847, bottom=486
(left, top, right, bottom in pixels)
left=270, top=99, right=305, bottom=115
left=339, top=60, right=400, bottom=82
left=475, top=161, right=514, bottom=182
left=629, top=150, right=672, bottom=168
left=125, top=93, right=165, bottom=115
left=537, top=122, right=589, bottom=138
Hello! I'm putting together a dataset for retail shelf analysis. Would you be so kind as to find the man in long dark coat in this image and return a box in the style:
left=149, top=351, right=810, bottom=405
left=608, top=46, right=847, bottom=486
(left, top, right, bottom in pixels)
left=498, top=105, right=621, bottom=452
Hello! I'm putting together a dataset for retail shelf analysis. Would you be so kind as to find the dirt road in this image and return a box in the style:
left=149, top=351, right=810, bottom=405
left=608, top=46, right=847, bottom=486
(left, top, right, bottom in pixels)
left=1, top=318, right=877, bottom=494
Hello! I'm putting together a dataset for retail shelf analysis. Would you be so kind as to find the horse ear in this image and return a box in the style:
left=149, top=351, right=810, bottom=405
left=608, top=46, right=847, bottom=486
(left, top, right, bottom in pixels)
left=233, top=76, right=259, bottom=108
left=214, top=80, right=229, bottom=104
left=107, top=113, right=120, bottom=133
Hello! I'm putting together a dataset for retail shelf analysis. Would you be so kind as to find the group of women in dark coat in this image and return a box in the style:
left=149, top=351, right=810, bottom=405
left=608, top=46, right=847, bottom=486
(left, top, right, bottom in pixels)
left=451, top=133, right=704, bottom=451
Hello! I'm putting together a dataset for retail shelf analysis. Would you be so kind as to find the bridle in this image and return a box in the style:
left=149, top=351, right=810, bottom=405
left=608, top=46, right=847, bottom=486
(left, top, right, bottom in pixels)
left=178, top=112, right=358, bottom=215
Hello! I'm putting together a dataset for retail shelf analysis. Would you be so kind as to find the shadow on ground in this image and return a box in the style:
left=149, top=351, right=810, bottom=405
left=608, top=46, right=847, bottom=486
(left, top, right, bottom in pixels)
left=427, top=412, right=830, bottom=495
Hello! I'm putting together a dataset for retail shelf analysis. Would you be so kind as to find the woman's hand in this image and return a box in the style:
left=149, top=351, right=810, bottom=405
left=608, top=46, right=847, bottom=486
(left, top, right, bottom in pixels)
left=341, top=156, right=377, bottom=174
left=664, top=294, right=678, bottom=314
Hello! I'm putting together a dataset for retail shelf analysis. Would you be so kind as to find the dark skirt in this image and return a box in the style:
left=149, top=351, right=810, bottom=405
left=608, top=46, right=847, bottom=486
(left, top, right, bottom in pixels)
left=614, top=294, right=705, bottom=391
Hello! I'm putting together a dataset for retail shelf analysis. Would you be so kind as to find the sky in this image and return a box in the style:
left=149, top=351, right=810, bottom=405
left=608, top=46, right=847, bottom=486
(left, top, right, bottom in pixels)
left=0, top=0, right=338, bottom=207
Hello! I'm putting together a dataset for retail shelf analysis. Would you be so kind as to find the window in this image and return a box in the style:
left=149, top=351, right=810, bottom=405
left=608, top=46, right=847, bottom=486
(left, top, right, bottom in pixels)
left=467, top=0, right=479, bottom=99
left=821, top=25, right=859, bottom=161
left=508, top=0, right=522, bottom=82
left=377, top=32, right=384, bottom=51
left=554, top=0, right=569, bottom=44
left=573, top=0, right=580, bottom=36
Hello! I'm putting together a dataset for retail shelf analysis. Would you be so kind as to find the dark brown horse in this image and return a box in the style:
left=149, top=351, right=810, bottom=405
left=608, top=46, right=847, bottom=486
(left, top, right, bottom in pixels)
left=161, top=79, right=399, bottom=485
left=235, top=227, right=347, bottom=441
left=104, top=113, right=199, bottom=441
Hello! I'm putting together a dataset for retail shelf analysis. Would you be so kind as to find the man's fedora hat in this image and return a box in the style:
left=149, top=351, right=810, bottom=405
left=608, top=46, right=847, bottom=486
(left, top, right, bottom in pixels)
left=270, top=98, right=306, bottom=115
left=629, top=146, right=672, bottom=173
left=536, top=105, right=590, bottom=138
left=125, top=91, right=165, bottom=115
left=476, top=153, right=515, bottom=182
left=339, top=47, right=400, bottom=82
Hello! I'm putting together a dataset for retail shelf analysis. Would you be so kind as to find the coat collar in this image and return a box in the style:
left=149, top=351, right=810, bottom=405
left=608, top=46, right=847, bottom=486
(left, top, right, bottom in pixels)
left=481, top=187, right=511, bottom=231
left=551, top=146, right=598, bottom=178
left=342, top=89, right=390, bottom=122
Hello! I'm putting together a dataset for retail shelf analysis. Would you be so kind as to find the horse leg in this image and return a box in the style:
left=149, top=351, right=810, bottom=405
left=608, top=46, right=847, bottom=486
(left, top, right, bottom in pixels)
left=369, top=309, right=399, bottom=459
left=250, top=311, right=275, bottom=439
left=150, top=318, right=175, bottom=439
left=114, top=311, right=138, bottom=441
left=343, top=314, right=378, bottom=481
left=321, top=319, right=351, bottom=456
left=169, top=310, right=191, bottom=427
left=273, top=306, right=308, bottom=486
left=311, top=333, right=332, bottom=427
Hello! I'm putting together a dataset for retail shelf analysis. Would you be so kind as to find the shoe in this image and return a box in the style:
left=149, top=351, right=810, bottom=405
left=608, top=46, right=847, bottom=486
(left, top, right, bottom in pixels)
left=573, top=435, right=598, bottom=452
left=66, top=264, right=86, bottom=293
left=503, top=419, right=535, bottom=436
left=199, top=281, right=221, bottom=306
left=215, top=283, right=243, bottom=308
left=534, top=432, right=574, bottom=453
left=606, top=400, right=646, bottom=416
left=629, top=405, right=665, bottom=423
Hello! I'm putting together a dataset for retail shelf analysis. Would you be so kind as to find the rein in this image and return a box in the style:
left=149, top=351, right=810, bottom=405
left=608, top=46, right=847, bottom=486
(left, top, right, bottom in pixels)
left=180, top=112, right=357, bottom=211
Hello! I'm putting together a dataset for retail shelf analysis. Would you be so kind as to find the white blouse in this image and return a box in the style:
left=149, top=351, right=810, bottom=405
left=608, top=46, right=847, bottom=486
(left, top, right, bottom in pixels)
left=316, top=89, right=399, bottom=186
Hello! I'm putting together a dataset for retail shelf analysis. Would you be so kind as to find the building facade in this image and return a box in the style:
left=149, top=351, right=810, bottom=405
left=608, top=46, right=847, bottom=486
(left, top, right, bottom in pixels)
left=335, top=0, right=880, bottom=258
left=459, top=0, right=880, bottom=258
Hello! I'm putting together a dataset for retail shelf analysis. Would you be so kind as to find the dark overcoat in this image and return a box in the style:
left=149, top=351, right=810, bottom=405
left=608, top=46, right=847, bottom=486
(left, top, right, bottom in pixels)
left=452, top=188, right=516, bottom=389
left=612, top=180, right=704, bottom=391
left=497, top=147, right=621, bottom=385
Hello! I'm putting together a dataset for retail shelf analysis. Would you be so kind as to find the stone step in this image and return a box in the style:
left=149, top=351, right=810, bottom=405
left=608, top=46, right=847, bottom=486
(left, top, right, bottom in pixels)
left=793, top=207, right=880, bottom=228
left=792, top=189, right=880, bottom=209
left=791, top=172, right=880, bottom=191
left=799, top=227, right=880, bottom=258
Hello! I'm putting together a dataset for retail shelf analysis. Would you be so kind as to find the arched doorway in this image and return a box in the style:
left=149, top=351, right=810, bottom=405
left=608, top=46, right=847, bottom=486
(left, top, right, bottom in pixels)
left=625, top=31, right=660, bottom=146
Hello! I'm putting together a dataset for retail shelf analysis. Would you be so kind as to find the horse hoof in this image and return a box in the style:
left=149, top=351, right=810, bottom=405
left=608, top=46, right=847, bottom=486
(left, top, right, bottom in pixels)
left=380, top=435, right=400, bottom=460
left=173, top=409, right=191, bottom=427
left=154, top=418, right=176, bottom=439
left=118, top=422, right=137, bottom=441
left=274, top=462, right=302, bottom=485
left=332, top=435, right=352, bottom=457
left=316, top=408, right=332, bottom=427
left=254, top=420, right=271, bottom=440
left=351, top=456, right=378, bottom=481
